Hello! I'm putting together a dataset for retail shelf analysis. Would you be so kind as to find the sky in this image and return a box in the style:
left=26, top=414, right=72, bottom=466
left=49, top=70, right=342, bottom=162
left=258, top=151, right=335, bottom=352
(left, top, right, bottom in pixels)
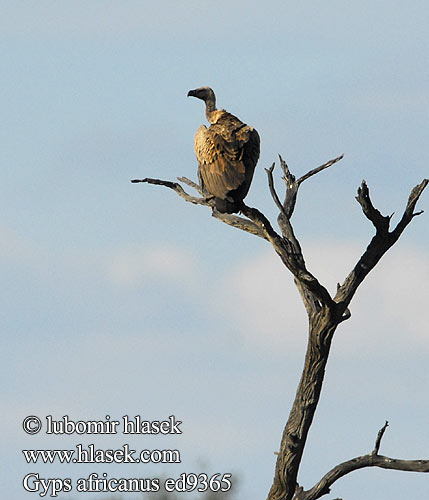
left=1, top=1, right=428, bottom=499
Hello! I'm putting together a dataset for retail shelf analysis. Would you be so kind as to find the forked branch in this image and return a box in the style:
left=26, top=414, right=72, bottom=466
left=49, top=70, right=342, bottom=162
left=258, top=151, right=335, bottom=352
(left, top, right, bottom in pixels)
left=132, top=172, right=335, bottom=308
left=131, top=177, right=266, bottom=238
left=334, top=178, right=428, bottom=312
left=133, top=156, right=427, bottom=500
left=265, top=154, right=344, bottom=220
left=131, top=177, right=207, bottom=206
left=295, top=422, right=429, bottom=500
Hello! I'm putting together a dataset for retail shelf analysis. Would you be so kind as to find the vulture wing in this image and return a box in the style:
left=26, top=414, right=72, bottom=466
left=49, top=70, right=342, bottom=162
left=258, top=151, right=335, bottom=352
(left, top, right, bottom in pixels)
left=194, top=111, right=260, bottom=210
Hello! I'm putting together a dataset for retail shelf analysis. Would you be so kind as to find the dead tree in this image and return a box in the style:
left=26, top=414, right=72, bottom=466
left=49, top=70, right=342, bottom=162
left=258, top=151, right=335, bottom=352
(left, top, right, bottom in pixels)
left=132, top=154, right=428, bottom=500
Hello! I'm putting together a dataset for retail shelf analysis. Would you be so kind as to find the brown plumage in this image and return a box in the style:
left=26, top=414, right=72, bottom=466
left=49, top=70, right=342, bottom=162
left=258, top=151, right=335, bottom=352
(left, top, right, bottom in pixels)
left=187, top=86, right=260, bottom=213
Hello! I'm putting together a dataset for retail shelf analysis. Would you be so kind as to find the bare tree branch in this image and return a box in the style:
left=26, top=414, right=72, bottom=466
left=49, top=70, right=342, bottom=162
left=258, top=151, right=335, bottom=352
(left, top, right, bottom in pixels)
left=265, top=157, right=345, bottom=312
left=295, top=422, right=429, bottom=500
left=177, top=176, right=204, bottom=194
left=131, top=177, right=267, bottom=239
left=391, top=178, right=428, bottom=238
left=133, top=156, right=427, bottom=500
left=132, top=175, right=334, bottom=308
left=257, top=163, right=426, bottom=500
left=372, top=420, right=389, bottom=456
left=355, top=180, right=391, bottom=232
left=131, top=177, right=209, bottom=207
left=239, top=204, right=334, bottom=309
left=263, top=155, right=346, bottom=323
left=266, top=163, right=287, bottom=215
left=334, top=178, right=428, bottom=312
left=296, top=154, right=344, bottom=185
left=276, top=154, right=344, bottom=219
left=212, top=209, right=267, bottom=239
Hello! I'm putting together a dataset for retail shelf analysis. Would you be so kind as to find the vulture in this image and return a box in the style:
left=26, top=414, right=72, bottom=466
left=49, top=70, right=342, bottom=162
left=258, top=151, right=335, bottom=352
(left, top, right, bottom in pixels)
left=187, top=86, right=260, bottom=213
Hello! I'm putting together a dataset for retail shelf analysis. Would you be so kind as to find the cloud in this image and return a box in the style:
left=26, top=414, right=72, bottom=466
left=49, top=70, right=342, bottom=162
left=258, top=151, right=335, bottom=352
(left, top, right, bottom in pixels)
left=3, top=213, right=426, bottom=356
left=340, top=243, right=429, bottom=350
left=213, top=240, right=429, bottom=355
left=0, top=223, right=37, bottom=262
left=103, top=244, right=198, bottom=290
left=214, top=249, right=307, bottom=353
left=0, top=220, right=199, bottom=292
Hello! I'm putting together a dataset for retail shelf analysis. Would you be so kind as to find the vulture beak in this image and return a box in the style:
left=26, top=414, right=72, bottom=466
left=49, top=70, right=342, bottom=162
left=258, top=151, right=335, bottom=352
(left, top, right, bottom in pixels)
left=187, top=89, right=197, bottom=98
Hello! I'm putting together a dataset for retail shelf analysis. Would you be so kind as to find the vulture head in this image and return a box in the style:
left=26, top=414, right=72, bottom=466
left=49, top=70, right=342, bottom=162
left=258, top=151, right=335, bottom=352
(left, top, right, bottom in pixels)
left=187, top=86, right=217, bottom=114
left=187, top=86, right=216, bottom=103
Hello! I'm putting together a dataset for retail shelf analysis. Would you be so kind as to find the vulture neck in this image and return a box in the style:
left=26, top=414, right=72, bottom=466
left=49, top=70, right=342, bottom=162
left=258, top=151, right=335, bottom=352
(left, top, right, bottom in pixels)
left=204, top=96, right=218, bottom=124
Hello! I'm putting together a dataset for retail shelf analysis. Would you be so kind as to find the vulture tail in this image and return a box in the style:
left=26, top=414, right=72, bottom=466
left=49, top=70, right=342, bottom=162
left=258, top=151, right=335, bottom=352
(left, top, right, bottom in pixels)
left=215, top=198, right=243, bottom=214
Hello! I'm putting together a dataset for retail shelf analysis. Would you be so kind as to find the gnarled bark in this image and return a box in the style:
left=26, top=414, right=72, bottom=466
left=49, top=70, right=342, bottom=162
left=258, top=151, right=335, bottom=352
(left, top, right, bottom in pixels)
left=132, top=155, right=428, bottom=500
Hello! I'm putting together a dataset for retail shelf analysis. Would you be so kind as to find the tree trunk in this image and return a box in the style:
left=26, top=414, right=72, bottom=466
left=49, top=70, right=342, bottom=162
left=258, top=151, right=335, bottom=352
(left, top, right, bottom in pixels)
left=134, top=154, right=428, bottom=500
left=268, top=308, right=338, bottom=500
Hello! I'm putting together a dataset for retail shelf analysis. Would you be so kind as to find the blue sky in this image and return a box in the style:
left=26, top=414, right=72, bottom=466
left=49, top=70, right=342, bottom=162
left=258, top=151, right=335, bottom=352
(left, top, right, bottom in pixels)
left=1, top=2, right=428, bottom=499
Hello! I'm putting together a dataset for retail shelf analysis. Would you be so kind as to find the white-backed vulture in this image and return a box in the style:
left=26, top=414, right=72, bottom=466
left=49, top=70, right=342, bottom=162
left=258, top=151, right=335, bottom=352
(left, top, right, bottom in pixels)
left=187, top=86, right=260, bottom=214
